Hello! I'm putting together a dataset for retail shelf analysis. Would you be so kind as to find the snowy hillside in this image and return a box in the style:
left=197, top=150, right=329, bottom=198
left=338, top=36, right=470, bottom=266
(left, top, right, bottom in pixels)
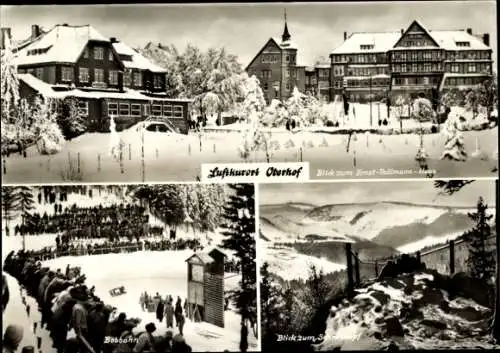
left=314, top=270, right=499, bottom=350
left=261, top=201, right=491, bottom=251
left=263, top=245, right=346, bottom=281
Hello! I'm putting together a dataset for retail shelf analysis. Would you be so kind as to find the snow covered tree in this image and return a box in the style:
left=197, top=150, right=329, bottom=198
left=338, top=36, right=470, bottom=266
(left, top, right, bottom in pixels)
left=464, top=197, right=495, bottom=282
left=220, top=184, right=256, bottom=348
left=260, top=262, right=285, bottom=343
left=1, top=187, right=19, bottom=236
left=434, top=180, right=499, bottom=343
left=0, top=33, right=19, bottom=124
left=58, top=97, right=87, bottom=139
left=412, top=96, right=436, bottom=122
left=14, top=186, right=34, bottom=225
left=197, top=184, right=226, bottom=232
left=440, top=114, right=468, bottom=161
left=31, top=97, right=65, bottom=155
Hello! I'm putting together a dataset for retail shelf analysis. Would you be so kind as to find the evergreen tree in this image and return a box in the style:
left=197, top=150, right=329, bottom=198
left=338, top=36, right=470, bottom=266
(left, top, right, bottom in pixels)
left=58, top=97, right=87, bottom=139
left=260, top=262, right=286, bottom=343
left=220, top=184, right=256, bottom=350
left=1, top=187, right=19, bottom=236
left=465, top=197, right=495, bottom=282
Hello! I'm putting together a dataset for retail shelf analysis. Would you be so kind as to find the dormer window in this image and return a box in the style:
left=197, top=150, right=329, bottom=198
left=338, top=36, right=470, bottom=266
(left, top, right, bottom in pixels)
left=360, top=44, right=374, bottom=50
left=83, top=47, right=89, bottom=59
left=109, top=50, right=114, bottom=61
left=456, top=41, right=470, bottom=47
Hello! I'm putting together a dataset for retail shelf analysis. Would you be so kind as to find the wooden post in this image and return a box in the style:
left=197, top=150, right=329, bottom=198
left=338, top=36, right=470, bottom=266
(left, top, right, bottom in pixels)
left=129, top=144, right=132, bottom=160
left=299, top=147, right=303, bottom=162
left=353, top=150, right=357, bottom=168
left=77, top=152, right=81, bottom=174
left=346, top=243, right=354, bottom=297
left=97, top=154, right=101, bottom=172
left=449, top=240, right=455, bottom=275
left=119, top=149, right=124, bottom=174
left=213, top=143, right=216, bottom=154
left=354, top=252, right=361, bottom=286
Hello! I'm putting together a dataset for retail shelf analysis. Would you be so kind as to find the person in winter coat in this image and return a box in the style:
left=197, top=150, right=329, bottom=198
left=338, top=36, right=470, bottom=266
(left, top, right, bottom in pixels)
left=177, top=313, right=185, bottom=336
left=133, top=323, right=156, bottom=353
left=174, top=297, right=183, bottom=325
left=154, top=330, right=173, bottom=352
left=51, top=297, right=77, bottom=353
left=88, top=302, right=108, bottom=353
left=171, top=334, right=192, bottom=353
left=156, top=298, right=165, bottom=323
left=2, top=274, right=9, bottom=313
left=164, top=300, right=175, bottom=328
left=3, top=324, right=24, bottom=353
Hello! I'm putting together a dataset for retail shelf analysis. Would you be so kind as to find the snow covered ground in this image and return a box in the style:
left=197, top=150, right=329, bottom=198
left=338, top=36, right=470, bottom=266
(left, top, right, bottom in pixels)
left=3, top=104, right=497, bottom=183
left=38, top=251, right=258, bottom=352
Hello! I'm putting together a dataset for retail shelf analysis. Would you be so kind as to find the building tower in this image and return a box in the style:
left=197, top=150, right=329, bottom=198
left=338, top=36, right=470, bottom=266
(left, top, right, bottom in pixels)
left=280, top=9, right=298, bottom=100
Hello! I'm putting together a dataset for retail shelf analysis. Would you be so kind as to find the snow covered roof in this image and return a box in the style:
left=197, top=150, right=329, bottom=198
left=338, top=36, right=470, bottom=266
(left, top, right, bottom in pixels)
left=332, top=26, right=490, bottom=54
left=331, top=32, right=402, bottom=54
left=112, top=41, right=167, bottom=73
left=18, top=73, right=190, bottom=102
left=272, top=37, right=298, bottom=50
left=14, top=24, right=110, bottom=66
left=185, top=252, right=214, bottom=264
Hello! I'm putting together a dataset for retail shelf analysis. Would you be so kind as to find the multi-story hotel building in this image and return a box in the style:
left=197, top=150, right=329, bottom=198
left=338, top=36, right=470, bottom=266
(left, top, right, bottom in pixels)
left=1, top=24, right=190, bottom=132
left=330, top=20, right=493, bottom=102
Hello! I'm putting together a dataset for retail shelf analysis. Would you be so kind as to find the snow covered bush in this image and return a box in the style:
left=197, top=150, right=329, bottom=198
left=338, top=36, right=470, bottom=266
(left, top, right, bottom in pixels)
left=441, top=113, right=468, bottom=161
left=412, top=96, right=436, bottom=122
left=58, top=97, right=87, bottom=140
left=31, top=97, right=65, bottom=155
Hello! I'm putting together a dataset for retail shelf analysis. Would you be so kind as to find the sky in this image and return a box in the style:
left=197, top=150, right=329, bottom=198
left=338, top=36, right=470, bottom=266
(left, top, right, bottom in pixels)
left=0, top=1, right=496, bottom=67
left=259, top=180, right=497, bottom=208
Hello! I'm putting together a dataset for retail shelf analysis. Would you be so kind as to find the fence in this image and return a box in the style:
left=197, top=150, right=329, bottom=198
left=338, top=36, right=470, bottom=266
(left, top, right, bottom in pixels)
left=344, top=233, right=497, bottom=297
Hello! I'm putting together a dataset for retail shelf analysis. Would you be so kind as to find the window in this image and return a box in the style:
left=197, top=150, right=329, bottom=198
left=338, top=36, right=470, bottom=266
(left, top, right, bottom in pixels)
left=143, top=104, right=150, bottom=116
left=451, top=63, right=460, bottom=73
left=108, top=102, right=118, bottom=116
left=154, top=75, right=163, bottom=89
left=94, top=47, right=104, bottom=60
left=152, top=104, right=162, bottom=116
left=401, top=64, right=407, bottom=73
left=360, top=44, right=374, bottom=50
left=108, top=50, right=114, bottom=61
left=133, top=72, right=142, bottom=86
left=119, top=103, right=130, bottom=116
left=285, top=68, right=290, bottom=78
left=27, top=68, right=35, bottom=75
left=262, top=70, right=271, bottom=79
left=174, top=105, right=183, bottom=118
left=163, top=105, right=173, bottom=117
left=83, top=47, right=89, bottom=59
left=286, top=82, right=290, bottom=90
left=48, top=66, right=56, bottom=84
left=334, top=81, right=342, bottom=88
left=94, top=68, right=104, bottom=83
left=78, top=101, right=89, bottom=117
left=109, top=70, right=119, bottom=85
left=424, top=63, right=432, bottom=72
left=79, top=67, right=89, bottom=83
left=468, top=63, right=477, bottom=73
left=61, top=66, right=73, bottom=82
left=263, top=82, right=269, bottom=90
left=395, top=77, right=404, bottom=85
left=285, top=55, right=290, bottom=63
left=411, top=63, right=417, bottom=72
left=36, top=67, right=44, bottom=80
left=123, top=71, right=132, bottom=86
left=456, top=41, right=470, bottom=47
left=131, top=104, right=141, bottom=117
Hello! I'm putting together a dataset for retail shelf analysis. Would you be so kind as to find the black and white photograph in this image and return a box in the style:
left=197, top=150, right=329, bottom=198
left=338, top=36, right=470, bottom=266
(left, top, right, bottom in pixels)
left=2, top=183, right=258, bottom=352
left=259, top=180, right=499, bottom=351
left=0, top=1, right=497, bottom=183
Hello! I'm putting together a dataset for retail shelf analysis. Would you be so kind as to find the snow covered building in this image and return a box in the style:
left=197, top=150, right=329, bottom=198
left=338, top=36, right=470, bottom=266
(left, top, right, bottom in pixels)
left=330, top=20, right=493, bottom=102
left=7, top=24, right=191, bottom=133
left=245, top=14, right=307, bottom=103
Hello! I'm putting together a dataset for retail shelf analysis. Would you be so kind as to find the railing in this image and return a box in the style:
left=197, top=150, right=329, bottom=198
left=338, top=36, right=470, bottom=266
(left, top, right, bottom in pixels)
left=344, top=233, right=497, bottom=297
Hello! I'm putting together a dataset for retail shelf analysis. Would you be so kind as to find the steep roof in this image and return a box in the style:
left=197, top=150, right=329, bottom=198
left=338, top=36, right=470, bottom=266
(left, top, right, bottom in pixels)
left=272, top=37, right=298, bottom=50
left=331, top=21, right=490, bottom=55
left=185, top=252, right=214, bottom=264
left=14, top=24, right=109, bottom=66
left=112, top=41, right=167, bottom=73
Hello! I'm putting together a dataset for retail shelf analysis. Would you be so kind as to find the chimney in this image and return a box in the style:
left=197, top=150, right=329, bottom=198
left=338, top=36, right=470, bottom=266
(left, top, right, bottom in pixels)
left=62, top=23, right=69, bottom=27
left=344, top=31, right=347, bottom=41
left=466, top=28, right=472, bottom=35
left=483, top=33, right=490, bottom=46
left=110, top=37, right=118, bottom=43
left=0, top=27, right=12, bottom=50
left=31, top=24, right=40, bottom=40
left=401, top=28, right=404, bottom=35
